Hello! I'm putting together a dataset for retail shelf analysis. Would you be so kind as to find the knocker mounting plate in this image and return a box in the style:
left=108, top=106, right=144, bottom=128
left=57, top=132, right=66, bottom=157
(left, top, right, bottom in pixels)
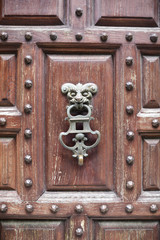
left=59, top=83, right=100, bottom=166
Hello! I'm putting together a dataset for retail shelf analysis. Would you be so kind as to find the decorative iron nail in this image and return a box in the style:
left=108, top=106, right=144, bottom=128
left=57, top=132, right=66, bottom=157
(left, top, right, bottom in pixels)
left=126, top=181, right=134, bottom=189
left=1, top=32, right=8, bottom=41
left=100, top=205, right=108, bottom=214
left=152, top=119, right=159, bottom=128
left=126, top=155, right=134, bottom=165
left=75, top=8, right=83, bottom=17
left=150, top=204, right=158, bottom=213
left=125, top=204, right=133, bottom=213
left=0, top=118, right=6, bottom=126
left=150, top=34, right=158, bottom=43
left=25, top=32, right=32, bottom=41
left=126, top=57, right=133, bottom=66
left=50, top=33, right=57, bottom=41
left=24, top=155, right=32, bottom=164
left=25, top=80, right=33, bottom=89
left=24, top=129, right=32, bottom=139
left=126, top=33, right=133, bottom=42
left=25, top=204, right=34, bottom=213
left=75, top=228, right=83, bottom=237
left=75, top=205, right=83, bottom=213
left=50, top=205, right=59, bottom=213
left=126, top=131, right=134, bottom=141
left=75, top=33, right=83, bottom=41
left=0, top=204, right=7, bottom=213
left=126, top=81, right=134, bottom=91
left=25, top=55, right=32, bottom=65
left=24, top=104, right=32, bottom=114
left=126, top=105, right=134, bottom=115
left=100, top=33, right=108, bottom=42
left=24, top=179, right=33, bottom=188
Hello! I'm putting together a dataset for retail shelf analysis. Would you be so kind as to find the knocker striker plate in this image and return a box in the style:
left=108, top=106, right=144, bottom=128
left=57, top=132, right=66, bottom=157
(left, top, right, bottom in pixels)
left=59, top=83, right=100, bottom=166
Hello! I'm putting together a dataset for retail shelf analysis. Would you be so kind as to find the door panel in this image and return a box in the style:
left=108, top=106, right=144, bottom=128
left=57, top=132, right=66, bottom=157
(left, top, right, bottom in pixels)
left=0, top=0, right=66, bottom=25
left=45, top=52, right=114, bottom=190
left=0, top=0, right=160, bottom=239
left=94, top=0, right=158, bottom=27
left=94, top=221, right=159, bottom=240
left=0, top=221, right=65, bottom=240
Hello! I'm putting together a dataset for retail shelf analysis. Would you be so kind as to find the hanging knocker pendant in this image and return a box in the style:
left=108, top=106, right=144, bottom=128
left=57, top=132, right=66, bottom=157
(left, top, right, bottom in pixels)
left=59, top=83, right=100, bottom=166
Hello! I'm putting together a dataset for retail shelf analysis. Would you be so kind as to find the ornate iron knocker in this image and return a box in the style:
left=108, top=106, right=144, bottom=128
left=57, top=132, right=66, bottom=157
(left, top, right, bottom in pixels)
left=59, top=83, right=100, bottom=166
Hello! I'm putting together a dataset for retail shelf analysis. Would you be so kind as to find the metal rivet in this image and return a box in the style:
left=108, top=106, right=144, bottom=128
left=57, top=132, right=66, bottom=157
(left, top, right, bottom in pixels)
left=152, top=119, right=159, bottom=128
left=126, top=57, right=133, bottom=66
left=1, top=32, right=8, bottom=41
left=100, top=205, right=108, bottom=214
left=50, top=33, right=57, bottom=41
left=0, top=118, right=6, bottom=126
left=75, top=8, right=83, bottom=17
left=100, top=33, right=108, bottom=42
left=126, top=105, right=134, bottom=115
left=75, top=205, right=83, bottom=213
left=150, top=34, right=158, bottom=43
left=126, top=155, right=134, bottom=165
left=126, top=81, right=134, bottom=91
left=25, top=204, right=34, bottom=213
left=150, top=204, right=158, bottom=213
left=25, top=32, right=32, bottom=41
left=50, top=205, right=59, bottom=213
left=126, top=131, right=134, bottom=141
left=125, top=204, right=133, bottom=213
left=126, top=181, right=134, bottom=189
left=25, top=55, right=32, bottom=65
left=24, top=155, right=32, bottom=164
left=24, top=104, right=32, bottom=114
left=0, top=204, right=7, bottom=213
left=24, top=179, right=33, bottom=188
left=24, top=129, right=32, bottom=139
left=75, top=228, right=83, bottom=237
left=126, top=33, right=133, bottom=42
left=25, top=80, right=33, bottom=89
left=75, top=33, right=83, bottom=41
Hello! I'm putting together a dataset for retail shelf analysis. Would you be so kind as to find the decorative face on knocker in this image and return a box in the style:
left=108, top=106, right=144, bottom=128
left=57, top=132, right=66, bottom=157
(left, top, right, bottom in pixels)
left=61, top=83, right=98, bottom=109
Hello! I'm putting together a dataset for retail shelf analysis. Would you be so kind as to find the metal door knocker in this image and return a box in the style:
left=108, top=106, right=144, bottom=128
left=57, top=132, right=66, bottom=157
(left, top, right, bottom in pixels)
left=59, top=83, right=100, bottom=166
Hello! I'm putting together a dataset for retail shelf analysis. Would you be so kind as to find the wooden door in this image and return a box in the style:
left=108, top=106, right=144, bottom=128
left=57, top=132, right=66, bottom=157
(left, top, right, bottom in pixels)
left=0, top=1, right=160, bottom=239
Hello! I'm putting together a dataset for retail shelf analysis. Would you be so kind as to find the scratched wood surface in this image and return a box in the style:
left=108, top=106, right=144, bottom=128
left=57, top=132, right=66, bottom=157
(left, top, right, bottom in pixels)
left=0, top=0, right=160, bottom=239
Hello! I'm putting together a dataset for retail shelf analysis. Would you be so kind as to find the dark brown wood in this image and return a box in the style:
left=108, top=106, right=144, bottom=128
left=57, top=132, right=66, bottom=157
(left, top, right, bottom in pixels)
left=0, top=0, right=160, bottom=239
left=94, top=0, right=158, bottom=27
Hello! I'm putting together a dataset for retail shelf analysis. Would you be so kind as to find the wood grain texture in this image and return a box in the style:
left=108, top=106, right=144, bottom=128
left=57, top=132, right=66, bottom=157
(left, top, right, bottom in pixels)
left=0, top=221, right=65, bottom=240
left=143, top=138, right=160, bottom=190
left=94, top=0, right=158, bottom=27
left=142, top=56, right=160, bottom=108
left=0, top=0, right=65, bottom=25
left=45, top=52, right=114, bottom=190
left=0, top=54, right=16, bottom=106
left=0, top=138, right=16, bottom=190
left=94, top=221, right=159, bottom=240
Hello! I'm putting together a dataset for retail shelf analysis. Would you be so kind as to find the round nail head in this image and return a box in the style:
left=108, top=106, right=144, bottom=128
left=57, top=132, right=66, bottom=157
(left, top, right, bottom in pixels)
left=126, top=181, right=134, bottom=189
left=125, top=204, right=133, bottom=213
left=25, top=80, right=33, bottom=89
left=24, top=155, right=32, bottom=164
left=100, top=205, right=108, bottom=214
left=24, top=179, right=33, bottom=188
left=126, top=155, right=134, bottom=165
left=25, top=32, right=32, bottom=41
left=0, top=204, right=7, bottom=213
left=75, top=205, right=83, bottom=213
left=50, top=205, right=59, bottom=213
left=25, top=204, right=34, bottom=213
left=126, top=33, right=133, bottom=42
left=75, top=228, right=83, bottom=237
left=150, top=204, right=158, bottom=213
